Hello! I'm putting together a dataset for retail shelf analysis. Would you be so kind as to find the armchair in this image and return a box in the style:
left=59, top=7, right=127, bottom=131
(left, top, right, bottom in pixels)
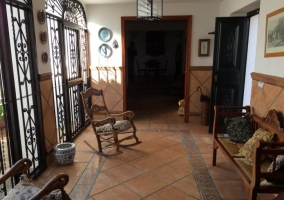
left=0, top=158, right=71, bottom=200
left=80, top=87, right=141, bottom=156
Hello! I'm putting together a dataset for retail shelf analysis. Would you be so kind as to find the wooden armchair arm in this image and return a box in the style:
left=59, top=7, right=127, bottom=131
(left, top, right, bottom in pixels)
left=251, top=140, right=284, bottom=187
left=91, top=117, right=116, bottom=128
left=31, top=173, right=70, bottom=200
left=0, top=159, right=71, bottom=200
left=0, top=158, right=32, bottom=184
left=109, top=110, right=135, bottom=119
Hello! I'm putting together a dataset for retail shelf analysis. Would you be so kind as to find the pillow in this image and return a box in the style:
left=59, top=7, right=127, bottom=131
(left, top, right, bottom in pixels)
left=224, top=112, right=253, bottom=143
left=239, top=128, right=275, bottom=165
left=266, top=155, right=284, bottom=184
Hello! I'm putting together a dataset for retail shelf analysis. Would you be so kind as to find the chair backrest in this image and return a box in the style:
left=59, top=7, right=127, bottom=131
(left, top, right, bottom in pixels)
left=80, top=88, right=110, bottom=120
left=147, top=59, right=159, bottom=65
left=163, top=60, right=168, bottom=70
left=136, top=60, right=140, bottom=69
left=147, top=59, right=159, bottom=70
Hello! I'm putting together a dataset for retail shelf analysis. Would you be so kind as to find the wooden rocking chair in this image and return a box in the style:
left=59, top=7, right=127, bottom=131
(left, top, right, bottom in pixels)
left=80, top=87, right=141, bottom=156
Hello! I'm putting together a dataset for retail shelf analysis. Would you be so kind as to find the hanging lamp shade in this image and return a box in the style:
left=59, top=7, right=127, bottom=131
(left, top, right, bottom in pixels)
left=137, top=0, right=163, bottom=21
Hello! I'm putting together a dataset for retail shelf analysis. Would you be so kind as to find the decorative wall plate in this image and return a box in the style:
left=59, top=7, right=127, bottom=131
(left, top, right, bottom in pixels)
left=98, top=27, right=111, bottom=42
left=42, top=52, right=48, bottom=63
left=98, top=44, right=112, bottom=57
left=112, top=40, right=118, bottom=48
left=40, top=31, right=47, bottom=44
left=38, top=10, right=46, bottom=24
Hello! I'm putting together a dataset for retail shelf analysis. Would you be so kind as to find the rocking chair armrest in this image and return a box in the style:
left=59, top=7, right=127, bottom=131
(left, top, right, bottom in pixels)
left=109, top=110, right=135, bottom=119
left=91, top=117, right=116, bottom=127
left=30, top=173, right=70, bottom=200
left=0, top=158, right=32, bottom=184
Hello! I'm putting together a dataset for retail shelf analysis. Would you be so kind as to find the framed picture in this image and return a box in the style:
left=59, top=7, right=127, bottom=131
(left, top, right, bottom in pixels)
left=198, top=39, right=210, bottom=57
left=265, top=7, right=284, bottom=57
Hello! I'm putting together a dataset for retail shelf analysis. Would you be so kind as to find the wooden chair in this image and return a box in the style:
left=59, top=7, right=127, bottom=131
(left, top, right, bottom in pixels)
left=80, top=87, right=141, bottom=156
left=137, top=60, right=146, bottom=79
left=158, top=59, right=167, bottom=76
left=0, top=158, right=70, bottom=200
left=146, top=59, right=159, bottom=79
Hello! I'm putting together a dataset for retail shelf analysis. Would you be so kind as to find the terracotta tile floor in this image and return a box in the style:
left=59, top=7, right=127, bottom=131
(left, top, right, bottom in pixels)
left=37, top=79, right=276, bottom=199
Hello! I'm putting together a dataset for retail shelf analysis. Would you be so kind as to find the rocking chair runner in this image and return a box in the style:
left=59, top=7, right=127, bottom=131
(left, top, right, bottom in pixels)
left=80, top=87, right=141, bottom=156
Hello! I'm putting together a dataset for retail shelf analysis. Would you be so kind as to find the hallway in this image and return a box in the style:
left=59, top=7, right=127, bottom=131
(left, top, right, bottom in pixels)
left=36, top=79, right=276, bottom=200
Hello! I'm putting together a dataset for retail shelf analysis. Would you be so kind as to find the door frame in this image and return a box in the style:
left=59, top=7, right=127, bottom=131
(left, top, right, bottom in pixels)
left=121, top=16, right=192, bottom=122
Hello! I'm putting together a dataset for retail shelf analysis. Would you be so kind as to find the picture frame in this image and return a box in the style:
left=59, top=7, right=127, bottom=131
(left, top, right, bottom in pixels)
left=265, top=7, right=284, bottom=57
left=198, top=39, right=210, bottom=57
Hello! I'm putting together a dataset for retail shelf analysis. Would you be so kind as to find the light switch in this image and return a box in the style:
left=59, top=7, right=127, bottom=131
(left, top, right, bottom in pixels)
left=258, top=81, right=264, bottom=89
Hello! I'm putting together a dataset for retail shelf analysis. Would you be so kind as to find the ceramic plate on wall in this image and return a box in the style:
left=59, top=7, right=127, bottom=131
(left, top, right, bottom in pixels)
left=38, top=9, right=46, bottom=24
left=98, top=44, right=112, bottom=57
left=40, top=31, right=47, bottom=44
left=42, top=52, right=48, bottom=63
left=98, top=27, right=112, bottom=42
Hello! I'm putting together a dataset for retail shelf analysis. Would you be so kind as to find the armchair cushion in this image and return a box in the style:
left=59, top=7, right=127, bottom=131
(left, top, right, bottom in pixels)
left=3, top=174, right=62, bottom=200
left=97, top=120, right=132, bottom=133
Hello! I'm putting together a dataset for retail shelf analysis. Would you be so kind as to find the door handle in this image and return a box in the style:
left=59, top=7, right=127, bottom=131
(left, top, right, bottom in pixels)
left=214, top=75, right=217, bottom=82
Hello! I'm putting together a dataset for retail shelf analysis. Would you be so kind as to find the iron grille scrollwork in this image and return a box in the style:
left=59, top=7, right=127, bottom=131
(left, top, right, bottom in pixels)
left=45, top=0, right=87, bottom=28
left=0, top=0, right=45, bottom=196
left=45, top=0, right=89, bottom=142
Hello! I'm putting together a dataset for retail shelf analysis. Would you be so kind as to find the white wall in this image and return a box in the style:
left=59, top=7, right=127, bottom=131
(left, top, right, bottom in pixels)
left=254, top=0, right=284, bottom=77
left=86, top=2, right=219, bottom=67
left=219, top=0, right=259, bottom=16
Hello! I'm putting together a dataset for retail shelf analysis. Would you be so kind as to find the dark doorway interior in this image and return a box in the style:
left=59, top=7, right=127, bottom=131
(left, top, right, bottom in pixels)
left=124, top=20, right=187, bottom=114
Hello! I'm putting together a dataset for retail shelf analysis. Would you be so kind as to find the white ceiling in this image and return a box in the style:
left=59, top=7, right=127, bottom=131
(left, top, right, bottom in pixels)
left=79, top=0, right=223, bottom=5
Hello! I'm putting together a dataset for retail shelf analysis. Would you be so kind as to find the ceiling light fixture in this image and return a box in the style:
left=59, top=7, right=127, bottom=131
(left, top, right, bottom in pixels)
left=137, top=0, right=163, bottom=21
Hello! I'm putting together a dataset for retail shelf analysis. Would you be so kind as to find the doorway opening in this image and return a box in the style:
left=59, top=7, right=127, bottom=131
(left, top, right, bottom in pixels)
left=121, top=16, right=192, bottom=123
left=243, top=14, right=259, bottom=106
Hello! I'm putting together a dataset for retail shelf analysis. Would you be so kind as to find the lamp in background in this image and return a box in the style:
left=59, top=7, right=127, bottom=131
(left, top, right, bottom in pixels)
left=137, top=0, right=163, bottom=21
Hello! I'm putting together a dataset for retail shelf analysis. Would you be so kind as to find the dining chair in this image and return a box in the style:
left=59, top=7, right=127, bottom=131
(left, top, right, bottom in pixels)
left=158, top=59, right=167, bottom=76
left=137, top=60, right=146, bottom=79
left=80, top=87, right=141, bottom=156
left=146, top=59, right=159, bottom=79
